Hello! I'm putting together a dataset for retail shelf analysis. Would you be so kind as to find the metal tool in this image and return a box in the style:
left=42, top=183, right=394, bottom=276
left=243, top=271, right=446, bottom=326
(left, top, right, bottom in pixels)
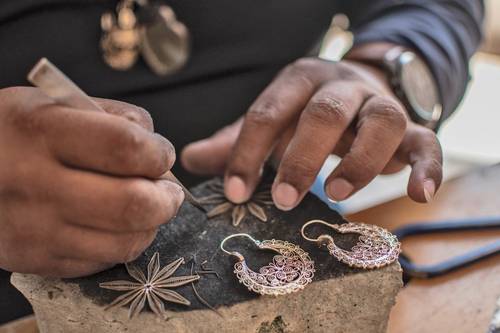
left=392, top=216, right=500, bottom=280
left=28, top=58, right=205, bottom=212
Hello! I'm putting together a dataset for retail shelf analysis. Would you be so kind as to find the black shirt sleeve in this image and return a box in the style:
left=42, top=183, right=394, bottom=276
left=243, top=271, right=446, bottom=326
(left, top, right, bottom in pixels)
left=340, top=0, right=484, bottom=122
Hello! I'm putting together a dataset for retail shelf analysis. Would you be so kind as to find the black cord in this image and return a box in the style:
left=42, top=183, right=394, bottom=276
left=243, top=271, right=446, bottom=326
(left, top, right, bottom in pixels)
left=393, top=216, right=500, bottom=279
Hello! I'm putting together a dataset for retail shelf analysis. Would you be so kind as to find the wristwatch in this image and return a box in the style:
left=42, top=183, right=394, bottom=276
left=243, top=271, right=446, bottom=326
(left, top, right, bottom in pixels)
left=345, top=45, right=443, bottom=130
left=383, top=47, right=442, bottom=129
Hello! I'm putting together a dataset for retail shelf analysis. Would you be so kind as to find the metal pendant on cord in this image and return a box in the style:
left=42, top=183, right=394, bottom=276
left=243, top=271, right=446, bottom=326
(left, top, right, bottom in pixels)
left=100, top=0, right=190, bottom=76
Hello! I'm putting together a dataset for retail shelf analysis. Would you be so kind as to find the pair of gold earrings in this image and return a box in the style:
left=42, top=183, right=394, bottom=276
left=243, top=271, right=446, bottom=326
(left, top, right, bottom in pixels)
left=220, top=220, right=401, bottom=296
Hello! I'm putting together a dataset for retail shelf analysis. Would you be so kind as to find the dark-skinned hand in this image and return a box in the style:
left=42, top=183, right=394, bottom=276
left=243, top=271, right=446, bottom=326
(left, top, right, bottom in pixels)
left=0, top=87, right=183, bottom=278
left=182, top=55, right=442, bottom=210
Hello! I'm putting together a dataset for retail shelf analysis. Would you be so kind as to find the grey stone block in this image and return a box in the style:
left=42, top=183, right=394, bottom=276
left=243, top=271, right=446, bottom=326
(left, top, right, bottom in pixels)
left=11, top=178, right=402, bottom=333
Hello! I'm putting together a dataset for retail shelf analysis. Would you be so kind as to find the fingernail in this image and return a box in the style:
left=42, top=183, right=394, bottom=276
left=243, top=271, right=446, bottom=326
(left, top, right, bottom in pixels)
left=423, top=179, right=435, bottom=202
left=175, top=184, right=185, bottom=204
left=160, top=181, right=184, bottom=204
left=225, top=176, right=248, bottom=203
left=273, top=183, right=299, bottom=211
left=326, top=178, right=354, bottom=201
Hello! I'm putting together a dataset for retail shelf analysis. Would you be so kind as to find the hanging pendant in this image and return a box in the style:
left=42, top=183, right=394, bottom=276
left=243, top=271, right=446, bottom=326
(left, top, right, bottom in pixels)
left=301, top=220, right=401, bottom=269
left=100, top=0, right=141, bottom=71
left=100, top=0, right=190, bottom=76
left=139, top=4, right=190, bottom=76
left=220, top=234, right=315, bottom=296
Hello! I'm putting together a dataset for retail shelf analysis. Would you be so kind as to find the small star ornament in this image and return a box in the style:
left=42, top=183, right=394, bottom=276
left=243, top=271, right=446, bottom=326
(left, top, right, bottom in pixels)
left=99, top=252, right=199, bottom=319
left=198, top=180, right=274, bottom=227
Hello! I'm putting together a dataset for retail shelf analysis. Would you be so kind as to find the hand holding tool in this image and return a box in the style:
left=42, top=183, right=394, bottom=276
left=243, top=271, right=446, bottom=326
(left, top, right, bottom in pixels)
left=28, top=58, right=205, bottom=212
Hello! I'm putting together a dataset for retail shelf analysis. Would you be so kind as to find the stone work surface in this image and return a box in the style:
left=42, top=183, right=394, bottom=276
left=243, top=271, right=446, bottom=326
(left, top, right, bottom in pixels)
left=11, top=178, right=402, bottom=333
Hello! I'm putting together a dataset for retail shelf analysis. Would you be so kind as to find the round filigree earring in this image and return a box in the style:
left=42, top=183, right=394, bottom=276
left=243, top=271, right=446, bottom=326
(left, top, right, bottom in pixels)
left=301, top=220, right=401, bottom=269
left=220, top=233, right=315, bottom=296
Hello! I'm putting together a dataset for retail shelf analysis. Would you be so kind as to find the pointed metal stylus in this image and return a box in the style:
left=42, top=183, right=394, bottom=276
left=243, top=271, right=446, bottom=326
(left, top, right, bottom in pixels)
left=28, top=58, right=205, bottom=212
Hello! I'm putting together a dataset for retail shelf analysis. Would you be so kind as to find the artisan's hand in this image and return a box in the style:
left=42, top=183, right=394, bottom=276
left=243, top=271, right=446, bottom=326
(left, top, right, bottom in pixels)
left=182, top=56, right=442, bottom=210
left=0, top=87, right=183, bottom=277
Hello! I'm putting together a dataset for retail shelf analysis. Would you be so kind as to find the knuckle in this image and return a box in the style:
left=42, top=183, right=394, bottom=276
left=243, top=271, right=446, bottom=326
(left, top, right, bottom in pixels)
left=246, top=101, right=281, bottom=126
left=128, top=106, right=154, bottom=130
left=1, top=87, right=46, bottom=127
left=3, top=88, right=53, bottom=134
left=368, top=100, right=407, bottom=132
left=307, top=96, right=349, bottom=125
left=120, top=127, right=148, bottom=152
left=9, top=104, right=40, bottom=134
left=0, top=87, right=19, bottom=113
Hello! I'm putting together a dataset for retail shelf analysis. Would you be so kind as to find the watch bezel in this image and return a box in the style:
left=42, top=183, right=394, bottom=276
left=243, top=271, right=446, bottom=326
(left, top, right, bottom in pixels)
left=389, top=50, right=442, bottom=129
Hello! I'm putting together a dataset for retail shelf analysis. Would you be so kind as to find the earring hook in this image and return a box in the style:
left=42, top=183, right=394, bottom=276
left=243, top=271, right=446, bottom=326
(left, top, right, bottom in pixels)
left=220, top=233, right=261, bottom=261
left=301, top=219, right=339, bottom=243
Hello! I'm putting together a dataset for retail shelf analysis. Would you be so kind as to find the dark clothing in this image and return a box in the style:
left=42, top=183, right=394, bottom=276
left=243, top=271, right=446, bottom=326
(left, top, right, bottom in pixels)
left=0, top=0, right=483, bottom=324
left=346, top=0, right=484, bottom=122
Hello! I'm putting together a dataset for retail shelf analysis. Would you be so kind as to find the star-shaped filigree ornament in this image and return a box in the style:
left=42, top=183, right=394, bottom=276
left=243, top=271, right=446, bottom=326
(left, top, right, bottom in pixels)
left=99, top=252, right=199, bottom=319
left=198, top=180, right=274, bottom=227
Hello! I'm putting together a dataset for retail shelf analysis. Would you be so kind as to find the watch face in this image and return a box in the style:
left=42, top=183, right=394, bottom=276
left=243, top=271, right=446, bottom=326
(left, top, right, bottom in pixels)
left=399, top=52, right=442, bottom=123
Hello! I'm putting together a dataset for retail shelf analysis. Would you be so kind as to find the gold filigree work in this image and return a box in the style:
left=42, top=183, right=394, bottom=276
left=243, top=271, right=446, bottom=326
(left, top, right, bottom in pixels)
left=99, top=252, right=199, bottom=319
left=301, top=220, right=401, bottom=269
left=198, top=180, right=274, bottom=227
left=220, top=234, right=315, bottom=296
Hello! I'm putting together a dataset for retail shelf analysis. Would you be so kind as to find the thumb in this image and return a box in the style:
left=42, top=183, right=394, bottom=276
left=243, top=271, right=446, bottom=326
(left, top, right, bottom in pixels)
left=181, top=118, right=242, bottom=175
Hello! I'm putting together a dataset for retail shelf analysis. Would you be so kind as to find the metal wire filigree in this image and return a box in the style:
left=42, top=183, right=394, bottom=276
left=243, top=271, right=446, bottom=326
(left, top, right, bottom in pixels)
left=220, top=234, right=315, bottom=296
left=301, top=220, right=401, bottom=269
left=198, top=180, right=274, bottom=227
left=99, top=252, right=199, bottom=319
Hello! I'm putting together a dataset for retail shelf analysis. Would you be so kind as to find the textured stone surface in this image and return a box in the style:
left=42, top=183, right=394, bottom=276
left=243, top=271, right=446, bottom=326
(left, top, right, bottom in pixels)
left=11, top=177, right=402, bottom=333
left=12, top=265, right=401, bottom=333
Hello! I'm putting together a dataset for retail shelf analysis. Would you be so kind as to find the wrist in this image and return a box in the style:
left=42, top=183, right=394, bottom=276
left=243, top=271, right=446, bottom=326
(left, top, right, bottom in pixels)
left=339, top=58, right=395, bottom=98
left=345, top=42, right=442, bottom=129
left=343, top=42, right=409, bottom=68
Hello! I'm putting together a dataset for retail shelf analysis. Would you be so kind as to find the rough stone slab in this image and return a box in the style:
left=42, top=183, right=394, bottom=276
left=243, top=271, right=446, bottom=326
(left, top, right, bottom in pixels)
left=12, top=264, right=401, bottom=333
left=11, top=177, right=402, bottom=333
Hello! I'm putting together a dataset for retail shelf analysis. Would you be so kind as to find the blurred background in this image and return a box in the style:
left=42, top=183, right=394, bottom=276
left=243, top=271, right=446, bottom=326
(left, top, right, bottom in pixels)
left=313, top=0, right=500, bottom=214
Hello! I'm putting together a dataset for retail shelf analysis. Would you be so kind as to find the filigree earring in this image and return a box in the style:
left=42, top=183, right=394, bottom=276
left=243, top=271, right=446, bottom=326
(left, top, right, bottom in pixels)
left=220, top=234, right=315, bottom=296
left=301, top=220, right=401, bottom=269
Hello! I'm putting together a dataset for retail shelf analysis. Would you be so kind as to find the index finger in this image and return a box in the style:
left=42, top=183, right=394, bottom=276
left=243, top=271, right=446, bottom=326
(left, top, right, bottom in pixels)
left=224, top=60, right=319, bottom=203
left=95, top=98, right=155, bottom=132
left=39, top=105, right=175, bottom=178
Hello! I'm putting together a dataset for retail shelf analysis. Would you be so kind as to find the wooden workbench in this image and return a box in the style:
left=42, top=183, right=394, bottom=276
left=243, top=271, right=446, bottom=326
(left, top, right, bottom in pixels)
left=350, top=164, right=500, bottom=333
